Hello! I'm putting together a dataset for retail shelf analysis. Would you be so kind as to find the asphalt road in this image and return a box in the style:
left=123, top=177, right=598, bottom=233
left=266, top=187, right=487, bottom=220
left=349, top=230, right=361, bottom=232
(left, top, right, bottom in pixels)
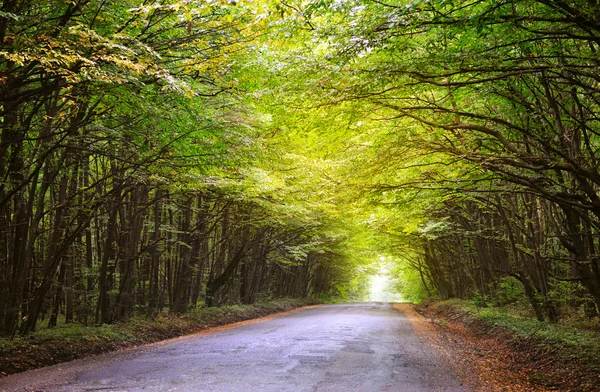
left=0, top=303, right=470, bottom=392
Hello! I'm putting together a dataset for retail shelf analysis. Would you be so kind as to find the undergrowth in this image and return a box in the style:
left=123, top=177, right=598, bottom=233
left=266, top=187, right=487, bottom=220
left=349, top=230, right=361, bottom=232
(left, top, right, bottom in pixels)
left=432, top=299, right=600, bottom=373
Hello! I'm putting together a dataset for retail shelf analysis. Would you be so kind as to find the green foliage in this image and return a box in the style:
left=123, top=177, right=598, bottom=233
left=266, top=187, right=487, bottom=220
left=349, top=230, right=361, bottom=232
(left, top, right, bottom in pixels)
left=471, top=292, right=490, bottom=308
left=3, top=0, right=600, bottom=343
left=482, top=277, right=525, bottom=307
left=392, top=264, right=430, bottom=303
left=548, top=281, right=583, bottom=307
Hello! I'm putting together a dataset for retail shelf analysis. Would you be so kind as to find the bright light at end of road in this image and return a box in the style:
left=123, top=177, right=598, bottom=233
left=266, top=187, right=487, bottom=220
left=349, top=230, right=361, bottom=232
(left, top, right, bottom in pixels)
left=368, top=269, right=403, bottom=302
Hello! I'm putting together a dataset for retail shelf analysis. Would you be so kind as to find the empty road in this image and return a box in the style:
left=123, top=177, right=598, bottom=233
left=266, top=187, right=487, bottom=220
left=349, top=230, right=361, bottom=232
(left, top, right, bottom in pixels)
left=0, top=303, right=470, bottom=391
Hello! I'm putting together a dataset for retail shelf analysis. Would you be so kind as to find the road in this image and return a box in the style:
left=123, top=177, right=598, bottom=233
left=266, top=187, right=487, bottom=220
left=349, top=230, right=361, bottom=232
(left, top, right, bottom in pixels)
left=0, top=303, right=470, bottom=392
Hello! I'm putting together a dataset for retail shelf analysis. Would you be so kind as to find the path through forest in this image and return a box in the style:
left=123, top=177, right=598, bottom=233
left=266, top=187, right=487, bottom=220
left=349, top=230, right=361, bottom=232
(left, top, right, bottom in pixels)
left=0, top=303, right=469, bottom=391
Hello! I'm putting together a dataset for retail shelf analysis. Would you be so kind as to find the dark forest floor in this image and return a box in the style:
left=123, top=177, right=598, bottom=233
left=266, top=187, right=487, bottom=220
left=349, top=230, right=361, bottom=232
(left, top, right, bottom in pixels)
left=404, top=301, right=600, bottom=392
left=0, top=298, right=320, bottom=377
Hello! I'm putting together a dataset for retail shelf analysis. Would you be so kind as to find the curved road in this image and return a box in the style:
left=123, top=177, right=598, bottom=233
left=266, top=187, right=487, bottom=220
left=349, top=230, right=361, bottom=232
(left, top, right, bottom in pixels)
left=0, top=303, right=470, bottom=392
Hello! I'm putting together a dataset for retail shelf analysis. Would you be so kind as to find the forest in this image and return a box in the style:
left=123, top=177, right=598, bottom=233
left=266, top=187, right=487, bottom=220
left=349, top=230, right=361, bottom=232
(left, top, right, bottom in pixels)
left=1, top=0, right=600, bottom=339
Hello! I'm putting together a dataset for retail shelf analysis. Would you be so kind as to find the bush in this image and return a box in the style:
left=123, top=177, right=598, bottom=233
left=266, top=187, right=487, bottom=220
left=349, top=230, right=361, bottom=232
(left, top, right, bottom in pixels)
left=493, top=276, right=523, bottom=306
left=472, top=291, right=490, bottom=308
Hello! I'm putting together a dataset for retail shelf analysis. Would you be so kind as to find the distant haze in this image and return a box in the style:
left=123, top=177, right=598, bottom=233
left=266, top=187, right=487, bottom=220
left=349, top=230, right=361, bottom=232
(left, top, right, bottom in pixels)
left=369, top=274, right=403, bottom=302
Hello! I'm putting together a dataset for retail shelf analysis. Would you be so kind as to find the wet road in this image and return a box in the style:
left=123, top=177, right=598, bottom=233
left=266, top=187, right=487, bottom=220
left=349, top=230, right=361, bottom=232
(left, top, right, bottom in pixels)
left=0, top=303, right=470, bottom=391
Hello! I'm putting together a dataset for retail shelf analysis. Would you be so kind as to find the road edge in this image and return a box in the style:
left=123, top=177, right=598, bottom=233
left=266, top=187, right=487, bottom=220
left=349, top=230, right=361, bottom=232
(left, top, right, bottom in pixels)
left=0, top=301, right=322, bottom=377
left=140, top=304, right=324, bottom=347
left=392, top=303, right=480, bottom=390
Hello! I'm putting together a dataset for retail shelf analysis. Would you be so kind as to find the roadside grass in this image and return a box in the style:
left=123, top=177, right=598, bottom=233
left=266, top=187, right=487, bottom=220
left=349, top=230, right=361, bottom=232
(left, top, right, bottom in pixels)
left=428, top=299, right=600, bottom=374
left=0, top=298, right=318, bottom=376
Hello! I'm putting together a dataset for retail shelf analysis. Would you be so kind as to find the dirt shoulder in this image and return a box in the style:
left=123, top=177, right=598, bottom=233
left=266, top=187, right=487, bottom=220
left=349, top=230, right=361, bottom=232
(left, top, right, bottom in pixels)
left=395, top=302, right=600, bottom=392
left=0, top=299, right=320, bottom=377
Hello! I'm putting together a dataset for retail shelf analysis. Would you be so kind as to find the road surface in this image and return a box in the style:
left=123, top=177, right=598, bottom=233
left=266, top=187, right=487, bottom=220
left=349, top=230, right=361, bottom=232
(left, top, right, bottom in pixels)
left=0, top=303, right=470, bottom=391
